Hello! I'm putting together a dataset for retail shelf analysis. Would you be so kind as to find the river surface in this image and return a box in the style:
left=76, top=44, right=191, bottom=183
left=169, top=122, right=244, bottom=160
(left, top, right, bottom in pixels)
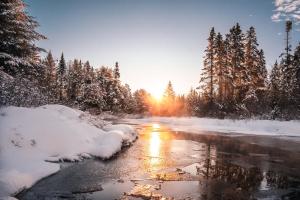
left=18, top=123, right=300, bottom=200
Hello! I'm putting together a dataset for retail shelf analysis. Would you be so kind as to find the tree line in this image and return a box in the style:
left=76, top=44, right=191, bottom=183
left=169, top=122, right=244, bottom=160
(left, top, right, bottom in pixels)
left=142, top=22, right=300, bottom=119
left=0, top=0, right=147, bottom=114
left=190, top=22, right=300, bottom=119
left=40, top=52, right=138, bottom=113
left=0, top=0, right=299, bottom=119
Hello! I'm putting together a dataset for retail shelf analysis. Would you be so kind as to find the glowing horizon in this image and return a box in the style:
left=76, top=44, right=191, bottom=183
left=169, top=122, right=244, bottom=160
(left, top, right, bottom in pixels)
left=25, top=0, right=300, bottom=95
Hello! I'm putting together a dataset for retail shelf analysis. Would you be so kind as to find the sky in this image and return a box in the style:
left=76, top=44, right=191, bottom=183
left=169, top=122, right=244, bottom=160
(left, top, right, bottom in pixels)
left=25, top=0, right=300, bottom=97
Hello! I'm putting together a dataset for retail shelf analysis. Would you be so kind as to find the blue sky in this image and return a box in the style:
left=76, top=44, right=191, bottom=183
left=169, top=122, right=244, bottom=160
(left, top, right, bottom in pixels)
left=25, top=0, right=300, bottom=96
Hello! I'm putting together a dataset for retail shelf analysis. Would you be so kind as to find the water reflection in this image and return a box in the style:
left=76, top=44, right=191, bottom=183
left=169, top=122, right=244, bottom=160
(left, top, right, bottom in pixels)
left=152, top=123, right=160, bottom=130
left=19, top=123, right=300, bottom=200
left=140, top=123, right=176, bottom=174
left=149, top=131, right=161, bottom=166
left=139, top=124, right=300, bottom=199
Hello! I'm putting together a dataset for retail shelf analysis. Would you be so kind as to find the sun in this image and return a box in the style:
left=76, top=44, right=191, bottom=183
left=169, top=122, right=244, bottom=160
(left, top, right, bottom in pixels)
left=151, top=91, right=163, bottom=102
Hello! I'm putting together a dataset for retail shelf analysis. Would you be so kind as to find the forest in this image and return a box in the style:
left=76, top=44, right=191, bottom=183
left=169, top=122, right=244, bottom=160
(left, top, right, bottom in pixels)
left=0, top=0, right=300, bottom=119
left=2, top=1, right=300, bottom=200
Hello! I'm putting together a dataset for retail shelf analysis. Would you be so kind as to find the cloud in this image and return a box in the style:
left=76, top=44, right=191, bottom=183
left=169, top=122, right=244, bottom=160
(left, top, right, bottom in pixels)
left=292, top=13, right=300, bottom=20
left=271, top=12, right=282, bottom=21
left=275, top=0, right=286, bottom=7
left=272, top=0, right=300, bottom=23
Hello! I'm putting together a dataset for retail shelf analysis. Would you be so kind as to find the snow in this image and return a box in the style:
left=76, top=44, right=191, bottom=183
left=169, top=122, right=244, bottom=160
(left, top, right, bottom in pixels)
left=0, top=105, right=137, bottom=199
left=181, top=163, right=202, bottom=176
left=125, top=117, right=300, bottom=137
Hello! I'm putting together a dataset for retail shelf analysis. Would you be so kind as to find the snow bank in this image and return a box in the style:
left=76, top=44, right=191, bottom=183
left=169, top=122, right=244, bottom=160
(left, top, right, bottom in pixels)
left=0, top=105, right=137, bottom=199
left=125, top=117, right=300, bottom=137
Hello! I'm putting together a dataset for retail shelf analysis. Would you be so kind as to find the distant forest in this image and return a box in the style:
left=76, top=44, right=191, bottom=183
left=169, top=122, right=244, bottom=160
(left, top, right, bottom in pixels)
left=0, top=0, right=299, bottom=119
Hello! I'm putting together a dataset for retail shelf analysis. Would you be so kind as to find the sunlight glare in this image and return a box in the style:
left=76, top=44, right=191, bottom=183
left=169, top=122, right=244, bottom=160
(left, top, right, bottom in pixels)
left=152, top=123, right=160, bottom=130
left=149, top=131, right=161, bottom=165
left=151, top=90, right=163, bottom=102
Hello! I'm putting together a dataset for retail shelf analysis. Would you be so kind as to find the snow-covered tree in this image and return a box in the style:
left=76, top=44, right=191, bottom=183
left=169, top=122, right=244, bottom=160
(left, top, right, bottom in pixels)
left=244, top=27, right=260, bottom=89
left=81, top=82, right=104, bottom=111
left=160, top=81, right=176, bottom=115
left=0, top=0, right=46, bottom=77
left=96, top=66, right=121, bottom=112
left=42, top=51, right=57, bottom=99
left=242, top=27, right=268, bottom=114
left=186, top=88, right=201, bottom=116
left=57, top=53, right=66, bottom=101
left=200, top=27, right=216, bottom=104
left=83, top=61, right=94, bottom=84
left=67, top=59, right=83, bottom=102
left=257, top=49, right=268, bottom=88
left=120, top=84, right=136, bottom=113
left=269, top=60, right=282, bottom=117
left=292, top=43, right=300, bottom=107
left=214, top=32, right=226, bottom=103
left=133, top=89, right=150, bottom=113
left=113, top=61, right=120, bottom=79
left=0, top=70, right=48, bottom=106
left=226, top=23, right=245, bottom=102
left=196, top=24, right=271, bottom=117
left=222, top=36, right=233, bottom=102
left=163, top=81, right=176, bottom=101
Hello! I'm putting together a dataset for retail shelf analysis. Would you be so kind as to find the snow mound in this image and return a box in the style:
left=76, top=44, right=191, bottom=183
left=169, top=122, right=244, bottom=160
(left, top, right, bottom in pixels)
left=0, top=105, right=137, bottom=199
left=125, top=117, right=300, bottom=137
left=103, top=124, right=137, bottom=144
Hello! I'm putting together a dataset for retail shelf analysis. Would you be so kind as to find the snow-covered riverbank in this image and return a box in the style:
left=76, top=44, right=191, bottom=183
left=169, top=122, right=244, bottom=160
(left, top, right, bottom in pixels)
left=0, top=105, right=137, bottom=200
left=126, top=117, right=300, bottom=138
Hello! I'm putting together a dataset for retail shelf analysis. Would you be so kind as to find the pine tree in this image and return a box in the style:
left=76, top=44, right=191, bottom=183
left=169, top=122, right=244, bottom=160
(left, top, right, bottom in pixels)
left=269, top=60, right=282, bottom=117
left=244, top=26, right=260, bottom=89
left=186, top=88, right=201, bottom=116
left=291, top=43, right=300, bottom=109
left=43, top=51, right=57, bottom=99
left=96, top=66, right=121, bottom=111
left=57, top=53, right=66, bottom=101
left=257, top=49, right=268, bottom=88
left=200, top=27, right=216, bottom=105
left=81, top=82, right=104, bottom=111
left=223, top=35, right=232, bottom=102
left=133, top=89, right=150, bottom=113
left=120, top=84, right=135, bottom=113
left=0, top=0, right=46, bottom=77
left=161, top=81, right=176, bottom=115
left=163, top=81, right=176, bottom=101
left=214, top=32, right=226, bottom=103
left=44, top=51, right=56, bottom=83
left=114, top=62, right=120, bottom=79
left=83, top=61, right=94, bottom=84
left=75, top=59, right=83, bottom=99
left=226, top=23, right=245, bottom=102
left=285, top=21, right=293, bottom=67
left=280, top=21, right=294, bottom=103
left=242, top=27, right=267, bottom=114
left=67, top=59, right=84, bottom=102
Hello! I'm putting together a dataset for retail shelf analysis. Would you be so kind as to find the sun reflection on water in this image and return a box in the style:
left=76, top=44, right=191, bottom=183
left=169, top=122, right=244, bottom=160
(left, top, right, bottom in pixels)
left=152, top=123, right=160, bottom=130
left=149, top=132, right=160, bottom=157
left=141, top=123, right=173, bottom=173
left=149, top=131, right=161, bottom=165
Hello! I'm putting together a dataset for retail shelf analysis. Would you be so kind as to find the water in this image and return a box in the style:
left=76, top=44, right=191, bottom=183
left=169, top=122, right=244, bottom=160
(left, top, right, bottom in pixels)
left=18, top=123, right=300, bottom=200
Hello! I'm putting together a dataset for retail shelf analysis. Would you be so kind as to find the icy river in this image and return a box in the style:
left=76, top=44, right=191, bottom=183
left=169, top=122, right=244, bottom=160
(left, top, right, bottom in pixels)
left=18, top=123, right=300, bottom=200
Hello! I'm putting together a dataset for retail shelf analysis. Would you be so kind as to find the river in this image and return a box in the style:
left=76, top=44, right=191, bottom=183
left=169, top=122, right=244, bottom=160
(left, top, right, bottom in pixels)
left=18, top=123, right=300, bottom=200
